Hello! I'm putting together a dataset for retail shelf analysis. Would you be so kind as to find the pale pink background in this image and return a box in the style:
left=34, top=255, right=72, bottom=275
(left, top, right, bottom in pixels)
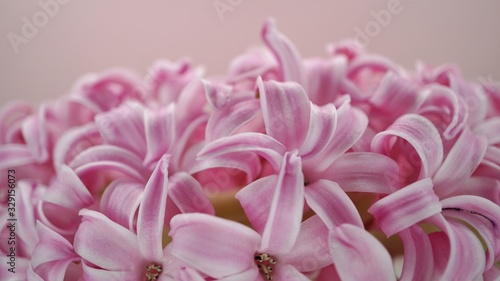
left=1, top=0, right=499, bottom=106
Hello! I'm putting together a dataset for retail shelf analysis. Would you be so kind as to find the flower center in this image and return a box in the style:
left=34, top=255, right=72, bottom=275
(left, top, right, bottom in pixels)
left=145, top=263, right=162, bottom=281
left=254, top=253, right=276, bottom=280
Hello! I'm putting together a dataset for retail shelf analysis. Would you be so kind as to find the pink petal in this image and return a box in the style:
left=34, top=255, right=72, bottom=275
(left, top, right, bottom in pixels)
left=197, top=132, right=286, bottom=171
left=299, top=103, right=337, bottom=159
left=320, top=152, right=400, bottom=194
left=368, top=178, right=441, bottom=237
left=21, top=106, right=49, bottom=163
left=330, top=224, right=397, bottom=281
left=206, top=97, right=262, bottom=142
left=261, top=152, right=304, bottom=255
left=273, top=264, right=310, bottom=281
left=0, top=144, right=36, bottom=169
left=399, top=226, right=434, bottom=281
left=137, top=155, right=169, bottom=262
left=176, top=267, right=207, bottom=281
left=94, top=102, right=146, bottom=157
left=285, top=215, right=331, bottom=272
left=190, top=152, right=261, bottom=184
left=371, top=114, right=444, bottom=179
left=202, top=79, right=232, bottom=110
left=262, top=19, right=306, bottom=85
left=80, top=261, right=131, bottom=281
left=452, top=177, right=500, bottom=205
left=433, top=127, right=487, bottom=197
left=370, top=72, right=419, bottom=117
left=52, top=124, right=102, bottom=168
left=99, top=179, right=143, bottom=230
left=168, top=172, right=215, bottom=215
left=0, top=100, right=32, bottom=143
left=304, top=180, right=363, bottom=229
left=258, top=78, right=311, bottom=150
left=169, top=213, right=261, bottom=279
left=43, top=165, right=94, bottom=210
left=474, top=117, right=500, bottom=145
left=74, top=209, right=141, bottom=270
left=304, top=57, right=344, bottom=106
left=144, top=104, right=175, bottom=168
left=171, top=115, right=208, bottom=171
left=305, top=98, right=368, bottom=172
left=441, top=195, right=500, bottom=270
left=216, top=268, right=260, bottom=281
left=417, top=85, right=469, bottom=139
left=236, top=175, right=277, bottom=234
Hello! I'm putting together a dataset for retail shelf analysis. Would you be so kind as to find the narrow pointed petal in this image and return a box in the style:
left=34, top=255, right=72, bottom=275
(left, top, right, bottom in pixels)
left=274, top=264, right=310, bottom=281
left=168, top=172, right=215, bottom=215
left=368, top=178, right=441, bottom=237
left=304, top=180, right=363, bottom=229
left=285, top=215, right=332, bottom=272
left=330, top=224, right=397, bottom=281
left=441, top=195, right=500, bottom=270
left=258, top=78, right=311, bottom=150
left=74, top=209, right=141, bottom=270
left=169, top=213, right=261, bottom=279
left=0, top=144, right=36, bottom=168
left=306, top=99, right=368, bottom=172
left=43, top=165, right=94, bottom=210
left=202, top=79, right=232, bottom=110
left=137, top=155, right=169, bottom=262
left=321, top=152, right=400, bottom=194
left=236, top=175, right=277, bottom=234
left=100, top=179, right=143, bottom=230
left=261, top=152, right=304, bottom=255
left=197, top=132, right=286, bottom=170
left=190, top=152, right=261, bottom=184
left=144, top=104, right=175, bottom=168
left=262, top=19, right=306, bottom=85
left=299, top=103, right=337, bottom=159
left=433, top=128, right=487, bottom=197
left=371, top=114, right=444, bottom=179
left=399, top=226, right=434, bottom=281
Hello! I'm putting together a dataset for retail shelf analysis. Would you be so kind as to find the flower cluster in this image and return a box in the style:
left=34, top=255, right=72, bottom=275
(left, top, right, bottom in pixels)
left=1, top=19, right=500, bottom=281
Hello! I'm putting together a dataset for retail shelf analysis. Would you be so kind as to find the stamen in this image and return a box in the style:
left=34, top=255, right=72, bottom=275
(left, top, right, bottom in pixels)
left=255, top=253, right=276, bottom=280
left=145, top=263, right=162, bottom=281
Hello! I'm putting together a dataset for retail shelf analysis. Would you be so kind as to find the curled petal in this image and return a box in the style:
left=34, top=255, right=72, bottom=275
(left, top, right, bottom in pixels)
left=202, top=79, right=232, bottom=110
left=258, top=78, right=311, bottom=150
left=43, top=165, right=94, bottom=210
left=99, top=179, right=143, bottom=230
left=52, top=124, right=102, bottom=168
left=330, top=224, right=397, bottom=281
left=299, top=103, right=337, bottom=159
left=261, top=152, right=304, bottom=255
left=144, top=104, right=175, bottom=168
left=168, top=172, right=215, bottom=215
left=368, top=178, right=441, bottom=237
left=21, top=106, right=49, bottom=163
left=399, top=226, right=434, bottom=281
left=169, top=213, right=261, bottom=279
left=190, top=152, right=261, bottom=184
left=304, top=180, right=363, bottom=229
left=474, top=117, right=500, bottom=145
left=0, top=144, right=36, bottom=169
left=370, top=71, right=419, bottom=117
left=371, top=114, right=444, bottom=179
left=304, top=57, right=345, bottom=106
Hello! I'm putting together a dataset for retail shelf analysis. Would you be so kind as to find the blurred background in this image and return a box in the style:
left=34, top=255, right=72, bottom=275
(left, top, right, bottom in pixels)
left=1, top=0, right=499, bottom=105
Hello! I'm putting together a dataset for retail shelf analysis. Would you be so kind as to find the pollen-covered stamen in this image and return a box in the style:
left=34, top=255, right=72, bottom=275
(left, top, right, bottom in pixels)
left=145, top=263, right=162, bottom=281
left=255, top=253, right=277, bottom=280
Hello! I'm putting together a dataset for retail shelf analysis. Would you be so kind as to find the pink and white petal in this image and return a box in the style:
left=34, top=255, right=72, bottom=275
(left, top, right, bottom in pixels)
left=69, top=144, right=150, bottom=182
left=190, top=152, right=261, bottom=184
left=31, top=222, right=78, bottom=270
left=451, top=177, right=500, bottom=206
left=433, top=128, right=488, bottom=197
left=21, top=105, right=49, bottom=163
left=262, top=19, right=306, bottom=85
left=483, top=266, right=500, bottom=281
left=94, top=102, right=146, bottom=157
left=171, top=115, right=208, bottom=171
left=81, top=261, right=134, bottom=281
left=137, top=155, right=169, bottom=262
left=330, top=224, right=397, bottom=281
left=320, top=152, right=400, bottom=194
left=0, top=144, right=36, bottom=168
left=27, top=264, right=44, bottom=281
left=168, top=172, right=215, bottom=215
left=417, top=85, right=469, bottom=140
left=197, top=132, right=286, bottom=171
left=175, top=267, right=207, bottom=281
left=52, top=124, right=102, bottom=168
left=304, top=180, right=363, bottom=230
left=261, top=152, right=304, bottom=255
left=43, top=165, right=94, bottom=210
left=32, top=260, right=77, bottom=281
left=285, top=215, right=331, bottom=272
left=399, top=226, right=434, bottom=281
left=368, top=178, right=441, bottom=237
left=144, top=104, right=175, bottom=169
left=371, top=114, right=444, bottom=179
left=299, top=103, right=337, bottom=159
left=258, top=78, right=311, bottom=150
left=205, top=98, right=262, bottom=142
left=370, top=71, right=419, bottom=117
left=0, top=100, right=32, bottom=142
left=304, top=57, right=345, bottom=106
left=100, top=179, right=143, bottom=230
left=74, top=209, right=141, bottom=271
left=202, top=79, right=232, bottom=110
left=216, top=268, right=260, bottom=281
left=169, top=213, right=261, bottom=279
left=474, top=117, right=500, bottom=145
left=273, top=264, right=310, bottom=281
left=428, top=216, right=485, bottom=281
left=305, top=99, right=368, bottom=172
left=236, top=175, right=278, bottom=234
left=441, top=195, right=500, bottom=269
